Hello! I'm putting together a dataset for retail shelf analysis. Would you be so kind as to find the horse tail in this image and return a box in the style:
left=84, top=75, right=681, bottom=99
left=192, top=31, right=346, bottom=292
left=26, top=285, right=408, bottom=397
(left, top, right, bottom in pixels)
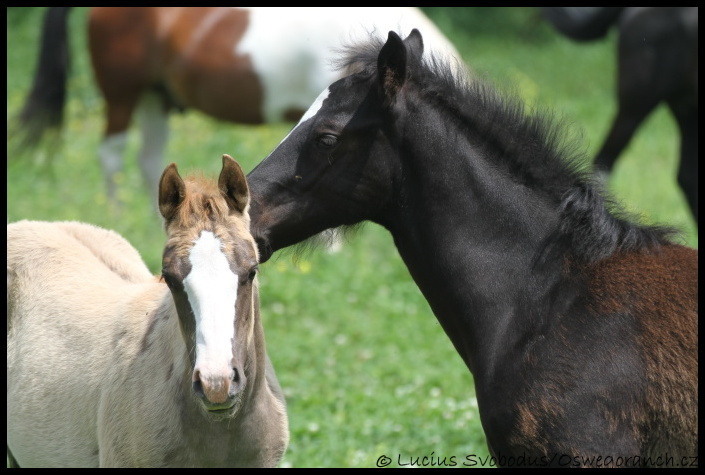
left=541, top=7, right=625, bottom=42
left=13, top=7, right=73, bottom=150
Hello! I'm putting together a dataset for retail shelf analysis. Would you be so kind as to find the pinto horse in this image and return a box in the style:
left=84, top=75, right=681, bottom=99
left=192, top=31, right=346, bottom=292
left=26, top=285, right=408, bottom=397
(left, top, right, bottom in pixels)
left=542, top=7, right=699, bottom=226
left=7, top=155, right=289, bottom=467
left=245, top=30, right=698, bottom=466
left=14, top=6, right=464, bottom=205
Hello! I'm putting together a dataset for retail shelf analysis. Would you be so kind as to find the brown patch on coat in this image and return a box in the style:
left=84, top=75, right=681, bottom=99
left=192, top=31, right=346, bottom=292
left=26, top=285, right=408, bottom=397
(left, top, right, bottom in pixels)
left=587, top=244, right=698, bottom=456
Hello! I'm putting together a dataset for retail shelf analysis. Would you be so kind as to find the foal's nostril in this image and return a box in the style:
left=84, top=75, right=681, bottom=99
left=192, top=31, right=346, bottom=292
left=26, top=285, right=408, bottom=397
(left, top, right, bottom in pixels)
left=192, top=378, right=205, bottom=398
left=232, top=367, right=240, bottom=383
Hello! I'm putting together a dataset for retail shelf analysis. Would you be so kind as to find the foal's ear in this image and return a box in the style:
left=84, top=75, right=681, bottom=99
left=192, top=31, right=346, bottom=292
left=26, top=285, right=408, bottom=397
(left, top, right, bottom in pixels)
left=378, top=30, right=408, bottom=100
left=404, top=28, right=424, bottom=60
left=377, top=29, right=423, bottom=101
left=219, top=154, right=249, bottom=214
left=159, top=163, right=186, bottom=221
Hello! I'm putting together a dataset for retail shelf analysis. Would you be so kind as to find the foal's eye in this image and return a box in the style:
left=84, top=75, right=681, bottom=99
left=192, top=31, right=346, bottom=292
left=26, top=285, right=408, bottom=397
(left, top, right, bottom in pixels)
left=318, top=134, right=338, bottom=148
left=245, top=266, right=258, bottom=284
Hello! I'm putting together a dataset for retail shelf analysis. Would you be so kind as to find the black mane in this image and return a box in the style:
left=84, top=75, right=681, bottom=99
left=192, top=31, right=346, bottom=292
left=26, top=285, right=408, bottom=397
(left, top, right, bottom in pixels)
left=336, top=32, right=678, bottom=262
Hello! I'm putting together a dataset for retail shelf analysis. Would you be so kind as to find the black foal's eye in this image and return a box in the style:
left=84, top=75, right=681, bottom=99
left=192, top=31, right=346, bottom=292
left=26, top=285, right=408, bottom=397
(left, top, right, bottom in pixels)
left=318, top=134, right=338, bottom=148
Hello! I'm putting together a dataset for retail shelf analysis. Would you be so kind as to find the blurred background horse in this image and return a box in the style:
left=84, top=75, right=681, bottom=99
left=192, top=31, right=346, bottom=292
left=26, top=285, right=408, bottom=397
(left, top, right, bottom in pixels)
left=14, top=7, right=465, bottom=206
left=542, top=7, right=698, bottom=226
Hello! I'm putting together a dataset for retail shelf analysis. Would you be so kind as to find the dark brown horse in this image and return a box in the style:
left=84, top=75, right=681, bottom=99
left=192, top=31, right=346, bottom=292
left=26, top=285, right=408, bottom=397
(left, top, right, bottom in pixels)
left=542, top=7, right=699, bottom=226
left=14, top=7, right=463, bottom=205
left=245, top=29, right=698, bottom=466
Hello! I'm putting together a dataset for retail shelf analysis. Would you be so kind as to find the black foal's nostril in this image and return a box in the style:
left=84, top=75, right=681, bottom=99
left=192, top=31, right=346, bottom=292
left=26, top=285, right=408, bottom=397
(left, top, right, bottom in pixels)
left=232, top=368, right=240, bottom=383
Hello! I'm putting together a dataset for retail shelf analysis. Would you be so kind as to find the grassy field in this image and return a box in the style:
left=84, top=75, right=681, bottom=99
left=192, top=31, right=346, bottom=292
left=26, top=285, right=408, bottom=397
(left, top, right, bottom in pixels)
left=7, top=7, right=697, bottom=468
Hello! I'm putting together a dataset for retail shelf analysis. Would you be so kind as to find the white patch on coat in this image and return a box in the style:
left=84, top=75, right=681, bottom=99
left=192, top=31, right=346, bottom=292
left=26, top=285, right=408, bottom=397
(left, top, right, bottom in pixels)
left=235, top=7, right=465, bottom=122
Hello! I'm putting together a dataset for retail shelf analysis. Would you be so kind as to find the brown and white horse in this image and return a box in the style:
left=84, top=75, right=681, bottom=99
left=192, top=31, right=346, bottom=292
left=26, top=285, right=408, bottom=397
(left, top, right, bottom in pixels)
left=6, top=155, right=288, bottom=467
left=16, top=7, right=465, bottom=204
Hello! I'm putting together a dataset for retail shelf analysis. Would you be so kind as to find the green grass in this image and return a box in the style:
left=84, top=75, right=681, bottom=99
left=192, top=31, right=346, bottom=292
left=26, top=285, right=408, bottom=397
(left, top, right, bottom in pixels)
left=7, top=7, right=697, bottom=468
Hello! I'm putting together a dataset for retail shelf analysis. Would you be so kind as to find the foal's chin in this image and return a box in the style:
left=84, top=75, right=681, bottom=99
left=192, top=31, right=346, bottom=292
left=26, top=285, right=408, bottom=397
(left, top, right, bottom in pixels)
left=198, top=393, right=244, bottom=421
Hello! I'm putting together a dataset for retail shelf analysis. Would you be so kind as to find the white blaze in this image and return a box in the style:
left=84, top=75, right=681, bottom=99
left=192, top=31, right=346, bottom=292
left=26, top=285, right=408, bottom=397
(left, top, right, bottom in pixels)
left=279, top=87, right=329, bottom=145
left=259, top=87, right=330, bottom=165
left=184, top=231, right=238, bottom=382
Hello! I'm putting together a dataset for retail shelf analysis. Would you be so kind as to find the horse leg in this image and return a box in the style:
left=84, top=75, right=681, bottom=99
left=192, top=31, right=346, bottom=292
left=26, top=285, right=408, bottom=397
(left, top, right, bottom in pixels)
left=98, top=132, right=129, bottom=205
left=136, top=92, right=170, bottom=208
left=592, top=106, right=656, bottom=181
left=593, top=64, right=661, bottom=179
left=668, top=97, right=698, bottom=226
left=89, top=7, right=156, bottom=206
left=96, top=88, right=141, bottom=206
left=593, top=11, right=667, bottom=180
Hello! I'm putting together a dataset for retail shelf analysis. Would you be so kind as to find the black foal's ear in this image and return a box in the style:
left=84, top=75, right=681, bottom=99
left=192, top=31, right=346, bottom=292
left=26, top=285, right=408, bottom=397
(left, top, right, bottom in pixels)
left=158, top=163, right=185, bottom=221
left=219, top=154, right=250, bottom=214
left=404, top=28, right=424, bottom=61
left=378, top=30, right=408, bottom=102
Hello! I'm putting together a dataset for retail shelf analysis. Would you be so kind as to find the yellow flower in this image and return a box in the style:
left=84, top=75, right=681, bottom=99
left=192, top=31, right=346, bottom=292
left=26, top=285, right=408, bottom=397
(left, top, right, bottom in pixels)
left=297, top=261, right=312, bottom=274
left=275, top=261, right=288, bottom=273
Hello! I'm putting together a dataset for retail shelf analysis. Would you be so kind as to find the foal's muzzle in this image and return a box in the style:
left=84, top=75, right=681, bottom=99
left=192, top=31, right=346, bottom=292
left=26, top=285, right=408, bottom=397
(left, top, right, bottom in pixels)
left=192, top=367, right=246, bottom=413
left=255, top=236, right=274, bottom=263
